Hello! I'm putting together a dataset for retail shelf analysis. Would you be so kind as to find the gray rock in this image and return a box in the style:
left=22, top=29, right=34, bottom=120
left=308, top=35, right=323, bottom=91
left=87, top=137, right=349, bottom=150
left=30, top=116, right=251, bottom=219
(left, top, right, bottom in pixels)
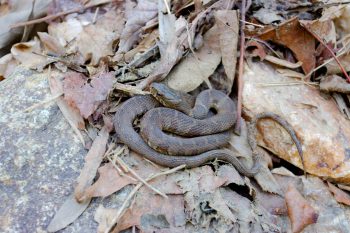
left=0, top=67, right=97, bottom=232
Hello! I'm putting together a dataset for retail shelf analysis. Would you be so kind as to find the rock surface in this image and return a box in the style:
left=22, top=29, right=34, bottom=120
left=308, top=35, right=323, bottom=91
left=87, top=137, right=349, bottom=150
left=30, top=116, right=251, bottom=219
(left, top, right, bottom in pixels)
left=243, top=61, right=350, bottom=183
left=0, top=67, right=118, bottom=232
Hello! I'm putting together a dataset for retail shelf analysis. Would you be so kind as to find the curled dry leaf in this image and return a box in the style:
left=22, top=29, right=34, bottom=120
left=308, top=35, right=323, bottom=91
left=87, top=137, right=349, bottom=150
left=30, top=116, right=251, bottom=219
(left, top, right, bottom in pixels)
left=327, top=181, right=350, bottom=206
left=63, top=72, right=115, bottom=119
left=0, top=53, right=17, bottom=80
left=37, top=32, right=65, bottom=56
left=264, top=55, right=303, bottom=69
left=320, top=75, right=350, bottom=94
left=11, top=38, right=49, bottom=71
left=214, top=10, right=239, bottom=93
left=285, top=184, right=318, bottom=233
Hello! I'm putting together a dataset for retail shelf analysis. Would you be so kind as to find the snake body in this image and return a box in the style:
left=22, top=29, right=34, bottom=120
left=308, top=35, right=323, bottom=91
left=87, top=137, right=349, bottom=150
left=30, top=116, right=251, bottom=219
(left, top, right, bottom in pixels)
left=113, top=83, right=305, bottom=177
left=113, top=88, right=260, bottom=176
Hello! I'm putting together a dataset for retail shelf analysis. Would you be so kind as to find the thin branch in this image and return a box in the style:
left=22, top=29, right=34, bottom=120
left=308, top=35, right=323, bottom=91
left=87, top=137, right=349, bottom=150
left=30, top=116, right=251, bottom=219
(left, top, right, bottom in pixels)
left=115, top=156, right=168, bottom=198
left=11, top=0, right=119, bottom=28
left=24, top=93, right=63, bottom=112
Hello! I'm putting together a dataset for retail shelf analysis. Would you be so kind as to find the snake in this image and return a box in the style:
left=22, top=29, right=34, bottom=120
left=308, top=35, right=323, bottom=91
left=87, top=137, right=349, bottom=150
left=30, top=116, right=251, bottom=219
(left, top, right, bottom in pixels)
left=113, top=83, right=305, bottom=177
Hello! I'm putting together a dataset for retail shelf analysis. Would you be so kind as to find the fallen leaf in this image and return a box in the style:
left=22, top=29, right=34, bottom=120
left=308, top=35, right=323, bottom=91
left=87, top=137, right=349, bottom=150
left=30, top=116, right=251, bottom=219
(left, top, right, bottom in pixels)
left=74, top=125, right=110, bottom=202
left=115, top=0, right=157, bottom=56
left=37, top=32, right=65, bottom=56
left=0, top=0, right=50, bottom=49
left=94, top=205, right=119, bottom=233
left=166, top=24, right=221, bottom=92
left=113, top=188, right=186, bottom=232
left=320, top=75, right=350, bottom=93
left=84, top=162, right=136, bottom=198
left=285, top=184, right=318, bottom=233
left=327, top=181, right=350, bottom=206
left=77, top=9, right=125, bottom=65
left=253, top=8, right=284, bottom=24
left=49, top=73, right=86, bottom=146
left=258, top=17, right=316, bottom=75
left=214, top=10, right=239, bottom=93
left=11, top=38, right=49, bottom=71
left=63, top=72, right=115, bottom=119
left=47, top=193, right=91, bottom=232
left=0, top=53, right=17, bottom=80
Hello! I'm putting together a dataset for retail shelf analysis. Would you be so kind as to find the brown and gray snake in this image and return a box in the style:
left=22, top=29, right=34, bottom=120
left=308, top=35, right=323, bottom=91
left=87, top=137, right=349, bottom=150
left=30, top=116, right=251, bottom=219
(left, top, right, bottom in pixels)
left=113, top=83, right=305, bottom=177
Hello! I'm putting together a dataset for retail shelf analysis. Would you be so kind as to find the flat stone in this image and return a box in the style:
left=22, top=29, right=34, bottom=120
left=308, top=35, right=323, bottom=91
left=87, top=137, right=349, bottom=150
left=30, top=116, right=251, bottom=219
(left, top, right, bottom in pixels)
left=243, top=61, right=350, bottom=183
left=0, top=67, right=105, bottom=232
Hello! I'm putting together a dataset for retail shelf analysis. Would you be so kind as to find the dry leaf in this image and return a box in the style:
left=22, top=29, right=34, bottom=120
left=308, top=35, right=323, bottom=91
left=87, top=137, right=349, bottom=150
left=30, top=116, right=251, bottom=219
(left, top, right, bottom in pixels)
left=320, top=75, right=350, bottom=93
left=11, top=38, right=49, bottom=70
left=94, top=205, right=119, bottom=233
left=47, top=194, right=91, bottom=232
left=285, top=184, right=318, bottom=233
left=113, top=188, right=186, bottom=232
left=327, top=181, right=350, bottom=206
left=84, top=162, right=136, bottom=198
left=77, top=10, right=125, bottom=65
left=116, top=0, right=157, bottom=56
left=166, top=24, right=221, bottom=92
left=258, top=17, right=315, bottom=74
left=37, top=32, right=65, bottom=56
left=49, top=73, right=85, bottom=146
left=0, top=53, right=17, bottom=80
left=74, top=126, right=110, bottom=202
left=214, top=10, right=239, bottom=93
left=63, top=72, right=115, bottom=119
left=264, top=55, right=303, bottom=69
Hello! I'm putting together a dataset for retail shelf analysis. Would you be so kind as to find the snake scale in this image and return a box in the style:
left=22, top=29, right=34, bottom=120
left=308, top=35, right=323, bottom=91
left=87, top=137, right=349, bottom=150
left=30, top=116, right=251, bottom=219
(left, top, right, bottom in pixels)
left=113, top=83, right=305, bottom=177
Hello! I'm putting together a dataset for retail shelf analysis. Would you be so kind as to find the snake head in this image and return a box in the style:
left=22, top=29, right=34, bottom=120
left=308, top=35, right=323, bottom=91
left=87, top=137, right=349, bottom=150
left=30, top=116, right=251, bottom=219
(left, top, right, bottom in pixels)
left=150, top=83, right=182, bottom=106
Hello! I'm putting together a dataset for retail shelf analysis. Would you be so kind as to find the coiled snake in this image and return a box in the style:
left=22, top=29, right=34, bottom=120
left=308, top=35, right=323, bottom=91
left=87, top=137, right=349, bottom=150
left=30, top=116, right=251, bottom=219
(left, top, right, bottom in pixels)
left=113, top=83, right=304, bottom=177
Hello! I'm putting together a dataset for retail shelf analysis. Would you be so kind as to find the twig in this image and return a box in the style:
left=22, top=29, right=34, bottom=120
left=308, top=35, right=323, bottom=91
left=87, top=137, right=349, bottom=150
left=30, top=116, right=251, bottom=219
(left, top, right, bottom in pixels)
left=114, top=157, right=168, bottom=198
left=300, top=22, right=350, bottom=82
left=11, top=0, right=119, bottom=28
left=24, top=93, right=63, bottom=112
left=235, top=0, right=250, bottom=133
left=162, top=0, right=171, bottom=15
left=104, top=164, right=186, bottom=233
left=256, top=81, right=319, bottom=87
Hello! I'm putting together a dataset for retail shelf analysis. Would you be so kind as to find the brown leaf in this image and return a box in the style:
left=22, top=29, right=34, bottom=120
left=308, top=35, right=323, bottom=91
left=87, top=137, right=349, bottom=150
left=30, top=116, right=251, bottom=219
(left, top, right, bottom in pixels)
left=327, top=181, right=350, bottom=206
left=77, top=10, right=125, bottom=65
left=285, top=184, right=318, bottom=233
left=258, top=17, right=316, bottom=74
left=49, top=73, right=85, bottom=147
left=84, top=163, right=136, bottom=198
left=113, top=188, right=186, bottom=232
left=63, top=72, right=115, bottom=119
left=74, top=126, right=110, bottom=202
left=37, top=32, right=65, bottom=56
left=47, top=194, right=91, bottom=232
left=214, top=10, right=239, bottom=91
left=116, top=0, right=157, bottom=56
left=166, top=24, right=221, bottom=92
left=320, top=75, right=350, bottom=94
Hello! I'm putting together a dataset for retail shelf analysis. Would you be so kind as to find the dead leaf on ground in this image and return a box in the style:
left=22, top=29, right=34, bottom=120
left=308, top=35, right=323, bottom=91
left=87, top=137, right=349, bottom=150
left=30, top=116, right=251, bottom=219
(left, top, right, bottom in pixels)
left=166, top=24, right=221, bottom=92
left=63, top=71, right=115, bottom=119
left=112, top=188, right=186, bottom=233
left=214, top=10, right=239, bottom=93
left=11, top=38, right=49, bottom=71
left=320, top=75, right=350, bottom=94
left=114, top=0, right=157, bottom=59
left=258, top=17, right=316, bottom=75
left=285, top=184, right=318, bottom=233
left=327, top=181, right=350, bottom=206
left=74, top=125, right=110, bottom=202
left=0, top=53, right=17, bottom=80
left=47, top=194, right=91, bottom=233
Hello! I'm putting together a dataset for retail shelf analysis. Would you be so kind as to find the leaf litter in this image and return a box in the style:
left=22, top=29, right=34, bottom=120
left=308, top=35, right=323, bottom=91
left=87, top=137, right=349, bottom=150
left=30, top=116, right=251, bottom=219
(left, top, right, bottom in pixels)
left=3, top=0, right=350, bottom=232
